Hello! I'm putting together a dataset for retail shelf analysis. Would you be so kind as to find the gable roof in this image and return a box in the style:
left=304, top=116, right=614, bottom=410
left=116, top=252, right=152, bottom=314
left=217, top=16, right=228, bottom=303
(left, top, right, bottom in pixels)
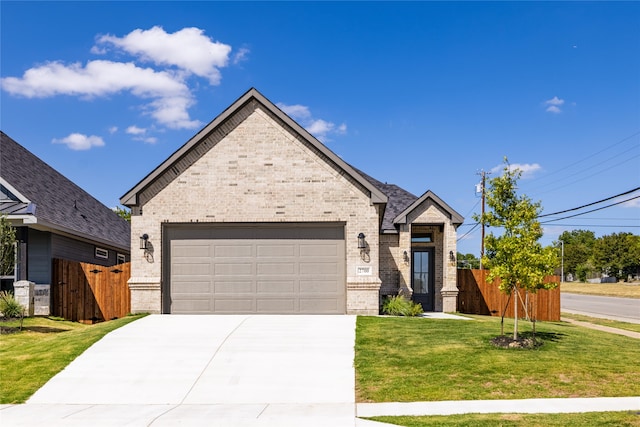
left=358, top=169, right=464, bottom=232
left=0, top=132, right=130, bottom=251
left=120, top=88, right=387, bottom=209
left=393, top=189, right=464, bottom=227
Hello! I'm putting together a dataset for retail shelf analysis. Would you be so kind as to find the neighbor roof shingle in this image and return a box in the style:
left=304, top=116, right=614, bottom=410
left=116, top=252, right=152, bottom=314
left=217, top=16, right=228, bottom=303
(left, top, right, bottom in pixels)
left=0, top=131, right=130, bottom=250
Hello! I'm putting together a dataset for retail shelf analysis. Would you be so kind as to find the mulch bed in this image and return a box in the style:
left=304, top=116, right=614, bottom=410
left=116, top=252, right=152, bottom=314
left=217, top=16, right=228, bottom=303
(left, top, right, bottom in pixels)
left=491, top=335, right=543, bottom=349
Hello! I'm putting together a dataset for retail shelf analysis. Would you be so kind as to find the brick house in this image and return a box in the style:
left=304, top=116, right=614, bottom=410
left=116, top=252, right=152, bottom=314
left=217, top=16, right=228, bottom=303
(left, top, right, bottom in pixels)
left=121, top=88, right=463, bottom=315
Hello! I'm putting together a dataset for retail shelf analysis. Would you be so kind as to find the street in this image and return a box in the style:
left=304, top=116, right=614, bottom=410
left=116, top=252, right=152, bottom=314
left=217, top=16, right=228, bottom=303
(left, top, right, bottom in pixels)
left=561, top=293, right=640, bottom=324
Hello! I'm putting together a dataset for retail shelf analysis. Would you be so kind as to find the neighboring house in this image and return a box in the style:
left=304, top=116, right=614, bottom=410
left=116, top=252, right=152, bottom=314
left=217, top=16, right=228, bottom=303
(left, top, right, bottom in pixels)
left=121, top=88, right=463, bottom=315
left=0, top=132, right=131, bottom=292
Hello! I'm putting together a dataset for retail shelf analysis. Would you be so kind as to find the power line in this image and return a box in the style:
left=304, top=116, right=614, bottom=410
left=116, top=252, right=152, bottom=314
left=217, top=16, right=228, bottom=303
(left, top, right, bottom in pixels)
left=527, top=130, right=640, bottom=190
left=541, top=224, right=640, bottom=228
left=540, top=194, right=640, bottom=224
left=539, top=187, right=640, bottom=217
left=457, top=222, right=480, bottom=241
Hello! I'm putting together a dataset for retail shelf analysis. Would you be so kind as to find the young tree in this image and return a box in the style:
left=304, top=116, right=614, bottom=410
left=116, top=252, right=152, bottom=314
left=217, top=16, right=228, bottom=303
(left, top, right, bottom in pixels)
left=475, top=159, right=558, bottom=340
left=0, top=214, right=16, bottom=277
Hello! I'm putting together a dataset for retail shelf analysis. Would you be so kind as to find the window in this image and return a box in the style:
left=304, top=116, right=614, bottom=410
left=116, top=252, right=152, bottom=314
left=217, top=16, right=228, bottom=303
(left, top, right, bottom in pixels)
left=95, top=247, right=109, bottom=259
left=411, top=232, right=433, bottom=243
left=117, top=253, right=126, bottom=264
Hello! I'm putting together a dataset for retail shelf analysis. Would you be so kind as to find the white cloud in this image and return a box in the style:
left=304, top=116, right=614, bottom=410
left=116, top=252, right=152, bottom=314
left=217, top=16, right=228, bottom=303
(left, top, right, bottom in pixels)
left=1, top=60, right=200, bottom=129
left=233, top=47, right=250, bottom=65
left=277, top=103, right=311, bottom=120
left=544, top=96, right=565, bottom=113
left=108, top=126, right=118, bottom=134
left=126, top=125, right=146, bottom=135
left=94, top=26, right=231, bottom=85
left=52, top=133, right=105, bottom=150
left=620, top=197, right=640, bottom=208
left=491, top=162, right=542, bottom=179
left=277, top=102, right=346, bottom=142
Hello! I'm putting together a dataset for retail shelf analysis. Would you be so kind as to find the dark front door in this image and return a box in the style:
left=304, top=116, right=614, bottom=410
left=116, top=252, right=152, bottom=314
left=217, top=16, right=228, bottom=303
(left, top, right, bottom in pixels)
left=412, top=248, right=435, bottom=311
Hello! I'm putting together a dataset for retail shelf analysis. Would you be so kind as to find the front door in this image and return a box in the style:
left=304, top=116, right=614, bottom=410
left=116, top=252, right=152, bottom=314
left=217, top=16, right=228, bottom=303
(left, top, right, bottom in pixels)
left=412, top=248, right=435, bottom=311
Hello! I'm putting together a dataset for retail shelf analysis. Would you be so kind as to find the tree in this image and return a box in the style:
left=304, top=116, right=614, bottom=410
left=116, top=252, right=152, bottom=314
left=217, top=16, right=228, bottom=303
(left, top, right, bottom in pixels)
left=457, top=252, right=480, bottom=269
left=0, top=214, right=16, bottom=277
left=558, top=230, right=596, bottom=279
left=592, top=232, right=640, bottom=281
left=474, top=159, right=558, bottom=340
left=114, top=206, right=131, bottom=222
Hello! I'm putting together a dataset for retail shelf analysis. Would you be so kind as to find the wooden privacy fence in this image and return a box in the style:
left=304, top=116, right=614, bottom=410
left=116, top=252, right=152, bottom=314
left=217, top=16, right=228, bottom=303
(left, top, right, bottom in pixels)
left=457, top=269, right=560, bottom=321
left=52, top=259, right=130, bottom=323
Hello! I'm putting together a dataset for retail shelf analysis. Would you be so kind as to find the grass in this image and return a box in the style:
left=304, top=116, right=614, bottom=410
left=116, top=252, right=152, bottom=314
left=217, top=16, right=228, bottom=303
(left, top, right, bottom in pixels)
left=368, top=411, right=640, bottom=426
left=0, top=314, right=145, bottom=404
left=355, top=315, right=640, bottom=403
left=561, top=281, right=640, bottom=299
left=562, top=312, right=640, bottom=334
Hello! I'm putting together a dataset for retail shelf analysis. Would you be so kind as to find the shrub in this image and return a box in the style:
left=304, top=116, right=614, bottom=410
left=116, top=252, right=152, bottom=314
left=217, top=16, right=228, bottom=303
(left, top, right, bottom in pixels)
left=0, top=291, right=25, bottom=319
left=382, top=295, right=423, bottom=317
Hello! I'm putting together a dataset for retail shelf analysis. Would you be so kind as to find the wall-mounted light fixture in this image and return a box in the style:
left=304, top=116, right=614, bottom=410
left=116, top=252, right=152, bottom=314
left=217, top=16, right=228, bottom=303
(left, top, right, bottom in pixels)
left=403, top=250, right=409, bottom=263
left=140, top=234, right=149, bottom=250
left=449, top=250, right=456, bottom=263
left=357, top=233, right=366, bottom=249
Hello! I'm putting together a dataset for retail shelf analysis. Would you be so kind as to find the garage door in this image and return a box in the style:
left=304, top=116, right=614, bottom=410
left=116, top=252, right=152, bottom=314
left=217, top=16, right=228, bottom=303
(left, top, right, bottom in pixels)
left=165, top=224, right=345, bottom=314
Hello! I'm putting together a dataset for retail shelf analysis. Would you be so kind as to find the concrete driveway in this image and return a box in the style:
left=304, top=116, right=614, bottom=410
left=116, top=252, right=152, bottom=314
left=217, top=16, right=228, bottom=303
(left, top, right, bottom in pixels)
left=3, top=315, right=358, bottom=426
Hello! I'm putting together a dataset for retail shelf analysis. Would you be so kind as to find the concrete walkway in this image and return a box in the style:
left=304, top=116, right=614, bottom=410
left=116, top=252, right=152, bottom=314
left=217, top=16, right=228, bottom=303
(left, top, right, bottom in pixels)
left=357, top=396, right=640, bottom=418
left=562, top=316, right=640, bottom=339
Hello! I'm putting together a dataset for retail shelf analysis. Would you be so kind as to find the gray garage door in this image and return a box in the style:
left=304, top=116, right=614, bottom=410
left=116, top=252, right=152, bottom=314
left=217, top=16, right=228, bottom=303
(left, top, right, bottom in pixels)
left=165, top=224, right=345, bottom=314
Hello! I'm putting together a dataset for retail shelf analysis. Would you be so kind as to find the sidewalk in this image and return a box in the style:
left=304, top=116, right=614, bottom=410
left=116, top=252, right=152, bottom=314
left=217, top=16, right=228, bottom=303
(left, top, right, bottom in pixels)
left=357, top=396, right=640, bottom=418
left=561, top=316, right=640, bottom=339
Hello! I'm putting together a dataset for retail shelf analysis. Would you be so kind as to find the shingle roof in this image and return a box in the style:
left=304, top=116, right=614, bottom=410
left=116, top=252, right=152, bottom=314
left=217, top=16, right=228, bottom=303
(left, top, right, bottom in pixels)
left=353, top=168, right=419, bottom=232
left=0, top=131, right=130, bottom=251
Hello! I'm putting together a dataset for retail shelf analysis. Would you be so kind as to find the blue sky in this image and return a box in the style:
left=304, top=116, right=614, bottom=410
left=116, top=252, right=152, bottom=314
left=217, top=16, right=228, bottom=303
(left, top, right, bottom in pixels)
left=1, top=1, right=639, bottom=256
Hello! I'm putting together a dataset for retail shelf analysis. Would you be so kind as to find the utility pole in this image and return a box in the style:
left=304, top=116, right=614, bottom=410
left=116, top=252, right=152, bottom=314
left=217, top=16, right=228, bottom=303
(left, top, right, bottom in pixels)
left=477, top=170, right=489, bottom=270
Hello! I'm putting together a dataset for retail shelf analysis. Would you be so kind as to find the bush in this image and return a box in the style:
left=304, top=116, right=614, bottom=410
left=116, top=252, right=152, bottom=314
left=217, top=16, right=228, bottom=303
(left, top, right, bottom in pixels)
left=0, top=291, right=25, bottom=319
left=382, top=295, right=423, bottom=317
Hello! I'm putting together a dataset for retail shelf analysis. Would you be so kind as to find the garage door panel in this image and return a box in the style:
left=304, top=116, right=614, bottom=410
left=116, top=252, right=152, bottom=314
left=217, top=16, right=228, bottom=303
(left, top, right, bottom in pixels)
left=173, top=263, right=210, bottom=275
left=173, top=281, right=212, bottom=293
left=257, top=262, right=296, bottom=275
left=172, top=244, right=210, bottom=257
left=169, top=225, right=345, bottom=314
left=257, top=244, right=296, bottom=257
left=214, top=244, right=253, bottom=258
left=214, top=281, right=254, bottom=294
left=299, top=280, right=339, bottom=293
left=172, top=299, right=211, bottom=314
left=214, top=263, right=254, bottom=275
left=214, top=299, right=255, bottom=312
left=256, top=280, right=296, bottom=293
left=299, top=261, right=338, bottom=275
left=299, top=299, right=340, bottom=313
left=299, top=243, right=339, bottom=257
left=256, top=299, right=296, bottom=312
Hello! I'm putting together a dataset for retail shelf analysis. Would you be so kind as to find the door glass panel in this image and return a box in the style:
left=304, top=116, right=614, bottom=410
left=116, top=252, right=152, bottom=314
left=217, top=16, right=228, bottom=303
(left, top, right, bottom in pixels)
left=412, top=251, right=430, bottom=294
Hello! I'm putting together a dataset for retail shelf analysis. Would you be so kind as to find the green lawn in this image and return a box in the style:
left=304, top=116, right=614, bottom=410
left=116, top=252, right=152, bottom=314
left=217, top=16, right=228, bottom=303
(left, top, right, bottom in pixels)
left=355, top=315, right=640, bottom=403
left=0, top=315, right=145, bottom=404
left=368, top=411, right=640, bottom=426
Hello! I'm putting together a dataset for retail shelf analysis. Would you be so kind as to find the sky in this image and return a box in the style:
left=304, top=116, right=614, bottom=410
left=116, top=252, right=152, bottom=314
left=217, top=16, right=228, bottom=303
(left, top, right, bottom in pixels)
left=1, top=1, right=639, bottom=256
